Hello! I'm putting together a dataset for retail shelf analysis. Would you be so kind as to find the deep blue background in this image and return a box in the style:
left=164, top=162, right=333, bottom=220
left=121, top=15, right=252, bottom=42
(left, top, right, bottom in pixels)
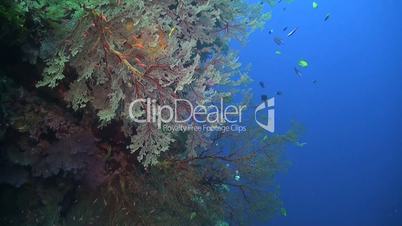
left=236, top=0, right=402, bottom=225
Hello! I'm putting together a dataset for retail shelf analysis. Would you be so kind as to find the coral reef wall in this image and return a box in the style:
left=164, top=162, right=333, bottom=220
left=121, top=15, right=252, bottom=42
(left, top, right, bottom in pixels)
left=0, top=0, right=299, bottom=225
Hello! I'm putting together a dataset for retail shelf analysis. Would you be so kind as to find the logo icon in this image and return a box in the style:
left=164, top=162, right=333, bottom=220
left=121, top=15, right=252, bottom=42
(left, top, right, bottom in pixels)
left=255, top=97, right=275, bottom=132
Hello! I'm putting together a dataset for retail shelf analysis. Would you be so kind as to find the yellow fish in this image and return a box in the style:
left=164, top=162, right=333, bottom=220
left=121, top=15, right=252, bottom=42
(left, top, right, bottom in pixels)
left=125, top=19, right=135, bottom=33
left=168, top=27, right=177, bottom=38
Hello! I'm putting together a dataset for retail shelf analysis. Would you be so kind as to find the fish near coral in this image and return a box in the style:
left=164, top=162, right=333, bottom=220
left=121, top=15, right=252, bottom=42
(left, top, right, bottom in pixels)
left=274, top=37, right=284, bottom=46
left=146, top=29, right=168, bottom=59
left=128, top=35, right=144, bottom=49
left=125, top=19, right=136, bottom=33
left=157, top=29, right=168, bottom=50
left=168, top=27, right=177, bottom=38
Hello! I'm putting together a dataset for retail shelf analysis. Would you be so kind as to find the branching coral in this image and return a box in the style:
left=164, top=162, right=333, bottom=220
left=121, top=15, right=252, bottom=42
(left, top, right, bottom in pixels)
left=33, top=0, right=271, bottom=167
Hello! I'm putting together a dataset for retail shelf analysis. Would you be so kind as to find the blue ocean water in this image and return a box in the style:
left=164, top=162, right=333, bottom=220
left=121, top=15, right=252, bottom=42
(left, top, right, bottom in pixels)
left=237, top=1, right=402, bottom=225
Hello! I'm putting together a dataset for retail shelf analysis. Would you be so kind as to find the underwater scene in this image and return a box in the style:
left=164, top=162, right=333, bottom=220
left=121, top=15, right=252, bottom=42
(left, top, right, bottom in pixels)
left=0, top=0, right=401, bottom=225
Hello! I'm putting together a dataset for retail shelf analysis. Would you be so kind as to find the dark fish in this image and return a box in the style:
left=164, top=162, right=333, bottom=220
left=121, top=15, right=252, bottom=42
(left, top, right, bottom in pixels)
left=60, top=186, right=77, bottom=217
left=313, top=79, right=318, bottom=85
left=276, top=91, right=283, bottom=96
left=287, top=27, right=298, bottom=37
left=274, top=37, right=284, bottom=46
left=283, top=26, right=288, bottom=31
left=259, top=81, right=265, bottom=88
left=268, top=29, right=274, bottom=35
left=294, top=67, right=302, bottom=77
left=261, top=95, right=268, bottom=107
left=324, top=13, right=331, bottom=21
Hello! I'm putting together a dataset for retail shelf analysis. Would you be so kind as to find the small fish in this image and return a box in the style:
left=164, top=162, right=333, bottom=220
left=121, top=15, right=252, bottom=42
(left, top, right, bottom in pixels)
left=134, top=57, right=142, bottom=64
left=298, top=59, right=309, bottom=68
left=133, top=43, right=144, bottom=49
left=234, top=170, right=240, bottom=181
left=312, top=79, right=318, bottom=85
left=125, top=19, right=135, bottom=32
left=268, top=29, right=274, bottom=35
left=259, top=81, right=265, bottom=88
left=312, top=2, right=319, bottom=9
left=283, top=26, right=288, bottom=31
left=168, top=27, right=177, bottom=38
left=324, top=13, right=331, bottom=21
left=287, top=27, right=299, bottom=37
left=296, top=142, right=307, bottom=147
left=275, top=50, right=282, bottom=55
left=261, top=94, right=268, bottom=102
left=274, top=37, right=284, bottom=46
left=261, top=95, right=269, bottom=107
left=221, top=184, right=230, bottom=192
left=281, top=207, right=288, bottom=217
left=276, top=91, right=283, bottom=96
left=294, top=67, right=303, bottom=77
left=190, top=212, right=197, bottom=220
left=138, top=63, right=147, bottom=68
